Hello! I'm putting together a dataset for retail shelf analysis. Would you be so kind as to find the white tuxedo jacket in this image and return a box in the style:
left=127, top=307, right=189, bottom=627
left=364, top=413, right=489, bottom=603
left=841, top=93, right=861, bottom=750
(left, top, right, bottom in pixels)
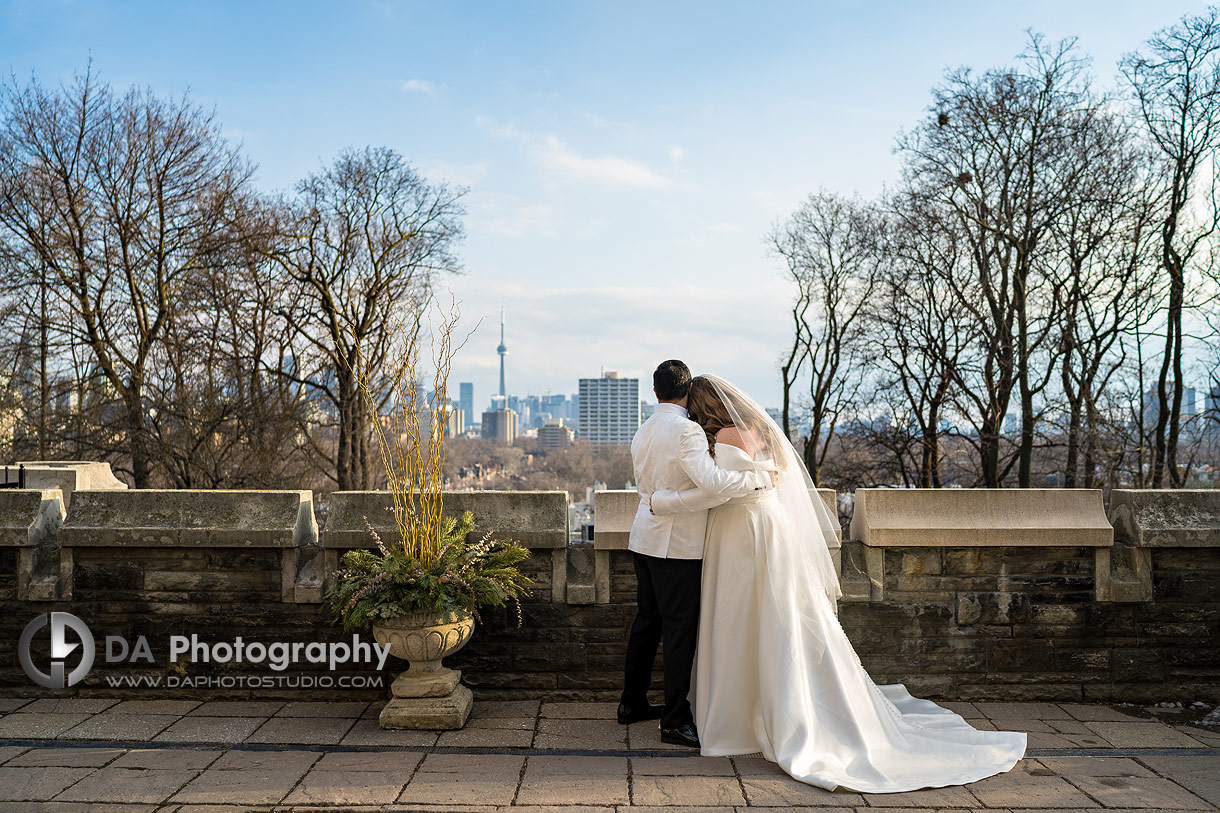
left=628, top=402, right=771, bottom=559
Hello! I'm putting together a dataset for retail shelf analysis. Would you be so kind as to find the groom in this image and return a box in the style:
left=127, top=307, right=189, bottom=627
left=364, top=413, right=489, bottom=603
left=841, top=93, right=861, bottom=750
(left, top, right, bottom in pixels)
left=619, top=359, right=773, bottom=747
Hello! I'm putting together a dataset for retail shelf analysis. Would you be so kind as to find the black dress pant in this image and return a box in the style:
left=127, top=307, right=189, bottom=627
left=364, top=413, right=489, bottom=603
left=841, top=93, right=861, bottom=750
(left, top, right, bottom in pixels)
left=621, top=551, right=702, bottom=730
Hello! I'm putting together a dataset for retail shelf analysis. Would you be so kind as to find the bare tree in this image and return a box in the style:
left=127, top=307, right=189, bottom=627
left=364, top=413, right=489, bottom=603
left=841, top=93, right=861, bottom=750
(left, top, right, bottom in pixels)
left=771, top=190, right=883, bottom=485
left=0, top=69, right=253, bottom=486
left=777, top=272, right=811, bottom=441
left=266, top=147, right=466, bottom=491
left=897, top=35, right=1096, bottom=486
left=879, top=192, right=978, bottom=486
left=145, top=196, right=311, bottom=488
left=1121, top=6, right=1220, bottom=487
left=1047, top=107, right=1162, bottom=488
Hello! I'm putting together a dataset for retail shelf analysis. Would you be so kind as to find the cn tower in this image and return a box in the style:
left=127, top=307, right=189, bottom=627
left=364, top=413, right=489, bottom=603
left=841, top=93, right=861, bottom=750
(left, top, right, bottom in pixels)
left=497, top=305, right=507, bottom=397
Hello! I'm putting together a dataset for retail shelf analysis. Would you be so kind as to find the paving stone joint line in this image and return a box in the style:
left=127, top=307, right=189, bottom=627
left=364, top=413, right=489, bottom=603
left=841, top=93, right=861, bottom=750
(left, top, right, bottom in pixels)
left=0, top=735, right=1216, bottom=759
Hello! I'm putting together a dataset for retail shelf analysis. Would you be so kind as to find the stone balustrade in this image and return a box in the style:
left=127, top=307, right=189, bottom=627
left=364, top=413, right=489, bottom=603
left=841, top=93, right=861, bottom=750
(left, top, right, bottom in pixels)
left=1101, top=489, right=1220, bottom=603
left=847, top=488, right=1114, bottom=602
left=849, top=487, right=1113, bottom=548
left=57, top=489, right=320, bottom=603
left=0, top=476, right=1217, bottom=703
left=1109, top=488, right=1220, bottom=547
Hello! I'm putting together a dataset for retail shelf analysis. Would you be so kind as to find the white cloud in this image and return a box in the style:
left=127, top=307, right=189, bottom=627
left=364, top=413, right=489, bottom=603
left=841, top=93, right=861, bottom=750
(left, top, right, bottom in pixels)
left=471, top=200, right=559, bottom=238
left=667, top=145, right=685, bottom=162
left=485, top=122, right=530, bottom=142
left=536, top=135, right=673, bottom=189
left=418, top=159, right=488, bottom=188
left=475, top=118, right=674, bottom=189
left=399, top=78, right=438, bottom=96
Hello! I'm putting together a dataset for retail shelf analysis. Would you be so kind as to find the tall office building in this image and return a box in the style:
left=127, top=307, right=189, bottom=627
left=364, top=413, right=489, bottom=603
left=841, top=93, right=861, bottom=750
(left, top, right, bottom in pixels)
left=459, top=383, right=474, bottom=423
left=524, top=395, right=542, bottom=428
left=542, top=394, right=569, bottom=422
left=1144, top=384, right=1201, bottom=425
left=578, top=371, right=640, bottom=446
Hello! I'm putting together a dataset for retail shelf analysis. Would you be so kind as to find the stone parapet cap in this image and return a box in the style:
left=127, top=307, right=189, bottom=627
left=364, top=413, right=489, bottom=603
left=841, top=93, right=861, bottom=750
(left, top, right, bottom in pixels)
left=850, top=487, right=1113, bottom=548
left=0, top=488, right=65, bottom=547
left=1109, top=489, right=1220, bottom=548
left=593, top=488, right=842, bottom=550
left=323, top=490, right=568, bottom=550
left=591, top=489, right=637, bottom=551
left=59, top=489, right=314, bottom=548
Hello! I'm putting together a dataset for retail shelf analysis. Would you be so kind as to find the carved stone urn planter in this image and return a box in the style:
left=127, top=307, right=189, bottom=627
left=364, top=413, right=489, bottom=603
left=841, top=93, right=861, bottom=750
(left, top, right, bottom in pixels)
left=372, top=610, right=475, bottom=729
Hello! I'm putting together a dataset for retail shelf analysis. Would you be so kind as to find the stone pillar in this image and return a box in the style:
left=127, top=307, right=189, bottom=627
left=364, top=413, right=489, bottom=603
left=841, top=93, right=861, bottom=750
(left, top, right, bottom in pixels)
left=0, top=488, right=66, bottom=600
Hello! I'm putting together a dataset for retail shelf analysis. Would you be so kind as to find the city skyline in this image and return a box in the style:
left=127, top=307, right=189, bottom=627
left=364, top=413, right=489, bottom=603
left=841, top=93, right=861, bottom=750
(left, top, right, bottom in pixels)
left=0, top=0, right=1205, bottom=408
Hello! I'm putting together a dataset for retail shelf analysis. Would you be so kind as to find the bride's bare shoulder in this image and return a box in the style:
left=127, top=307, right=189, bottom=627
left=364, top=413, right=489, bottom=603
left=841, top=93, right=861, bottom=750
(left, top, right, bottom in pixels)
left=714, top=426, right=750, bottom=452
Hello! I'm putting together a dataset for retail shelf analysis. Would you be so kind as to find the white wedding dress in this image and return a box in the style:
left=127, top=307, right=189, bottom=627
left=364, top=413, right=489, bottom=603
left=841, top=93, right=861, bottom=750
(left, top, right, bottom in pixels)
left=659, top=440, right=1026, bottom=793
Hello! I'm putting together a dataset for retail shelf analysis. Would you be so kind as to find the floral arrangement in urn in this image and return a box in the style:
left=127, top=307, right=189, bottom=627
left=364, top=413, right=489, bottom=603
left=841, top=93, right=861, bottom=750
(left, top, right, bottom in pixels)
left=330, top=511, right=531, bottom=630
left=326, top=301, right=532, bottom=730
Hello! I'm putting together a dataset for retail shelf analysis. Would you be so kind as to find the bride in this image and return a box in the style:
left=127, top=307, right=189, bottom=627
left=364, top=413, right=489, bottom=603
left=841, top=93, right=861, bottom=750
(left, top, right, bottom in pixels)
left=649, top=374, right=1026, bottom=793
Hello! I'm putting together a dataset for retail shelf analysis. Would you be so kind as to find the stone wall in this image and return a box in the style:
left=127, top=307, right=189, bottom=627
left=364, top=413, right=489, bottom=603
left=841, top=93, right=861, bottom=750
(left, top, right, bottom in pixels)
left=838, top=488, right=1219, bottom=703
left=0, top=484, right=1217, bottom=704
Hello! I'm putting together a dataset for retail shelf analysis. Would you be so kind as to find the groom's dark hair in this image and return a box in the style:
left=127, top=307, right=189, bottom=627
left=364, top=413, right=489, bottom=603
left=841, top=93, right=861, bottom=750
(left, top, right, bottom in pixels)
left=654, top=359, right=692, bottom=401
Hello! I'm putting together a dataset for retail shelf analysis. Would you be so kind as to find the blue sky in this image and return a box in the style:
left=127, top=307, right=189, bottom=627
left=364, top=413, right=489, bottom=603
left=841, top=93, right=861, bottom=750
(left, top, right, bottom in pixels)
left=1, top=0, right=1206, bottom=410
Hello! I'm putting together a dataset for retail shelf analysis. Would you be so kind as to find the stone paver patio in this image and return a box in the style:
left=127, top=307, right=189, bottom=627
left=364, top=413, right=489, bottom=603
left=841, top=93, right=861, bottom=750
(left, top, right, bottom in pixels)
left=0, top=698, right=1214, bottom=811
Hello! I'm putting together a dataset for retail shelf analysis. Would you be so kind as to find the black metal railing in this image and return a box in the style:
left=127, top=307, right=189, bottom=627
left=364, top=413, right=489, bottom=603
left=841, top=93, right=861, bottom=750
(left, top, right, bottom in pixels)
left=0, top=464, right=26, bottom=489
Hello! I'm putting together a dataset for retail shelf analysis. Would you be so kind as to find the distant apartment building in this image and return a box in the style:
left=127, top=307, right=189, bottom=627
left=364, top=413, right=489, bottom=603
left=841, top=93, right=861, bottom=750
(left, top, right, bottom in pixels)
left=444, top=406, right=465, bottom=438
left=459, top=383, right=474, bottom=423
left=538, top=419, right=574, bottom=449
left=481, top=408, right=517, bottom=445
left=578, top=371, right=640, bottom=446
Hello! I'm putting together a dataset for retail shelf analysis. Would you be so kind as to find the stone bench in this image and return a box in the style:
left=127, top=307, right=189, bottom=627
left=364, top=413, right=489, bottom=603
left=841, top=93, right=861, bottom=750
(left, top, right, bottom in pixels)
left=591, top=488, right=842, bottom=604
left=322, top=491, right=569, bottom=602
left=1102, top=489, right=1220, bottom=602
left=847, top=488, right=1113, bottom=601
left=58, top=489, right=319, bottom=602
left=14, top=460, right=127, bottom=510
left=0, top=489, right=66, bottom=600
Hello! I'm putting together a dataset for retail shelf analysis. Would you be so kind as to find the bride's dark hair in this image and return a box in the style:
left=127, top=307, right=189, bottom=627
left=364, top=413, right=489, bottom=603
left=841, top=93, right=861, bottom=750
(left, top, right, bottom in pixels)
left=687, top=375, right=787, bottom=466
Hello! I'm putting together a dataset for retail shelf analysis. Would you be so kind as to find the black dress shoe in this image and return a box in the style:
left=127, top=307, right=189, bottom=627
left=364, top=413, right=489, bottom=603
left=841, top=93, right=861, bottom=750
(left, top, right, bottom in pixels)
left=660, top=723, right=700, bottom=748
left=617, top=702, right=664, bottom=725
